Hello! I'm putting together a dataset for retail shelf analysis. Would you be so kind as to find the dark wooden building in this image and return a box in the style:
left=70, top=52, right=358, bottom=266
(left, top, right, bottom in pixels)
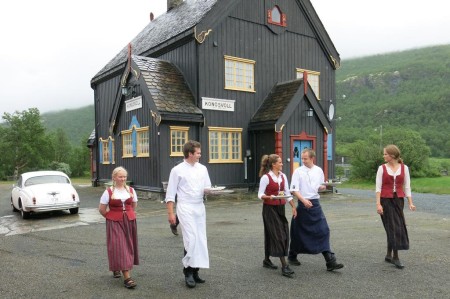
left=89, top=0, right=340, bottom=194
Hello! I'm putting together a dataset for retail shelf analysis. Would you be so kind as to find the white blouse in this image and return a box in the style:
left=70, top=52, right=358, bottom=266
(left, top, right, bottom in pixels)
left=375, top=164, right=412, bottom=197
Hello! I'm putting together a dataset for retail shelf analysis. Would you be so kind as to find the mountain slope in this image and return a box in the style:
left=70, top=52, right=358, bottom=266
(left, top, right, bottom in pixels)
left=335, top=44, right=450, bottom=157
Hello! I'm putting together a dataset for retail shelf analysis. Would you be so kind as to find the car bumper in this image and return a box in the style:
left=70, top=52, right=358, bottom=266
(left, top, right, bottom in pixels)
left=23, top=202, right=80, bottom=213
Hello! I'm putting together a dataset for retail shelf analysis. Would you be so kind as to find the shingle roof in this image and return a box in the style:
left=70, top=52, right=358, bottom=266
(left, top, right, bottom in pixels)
left=250, top=79, right=303, bottom=123
left=133, top=55, right=202, bottom=115
left=93, top=0, right=218, bottom=81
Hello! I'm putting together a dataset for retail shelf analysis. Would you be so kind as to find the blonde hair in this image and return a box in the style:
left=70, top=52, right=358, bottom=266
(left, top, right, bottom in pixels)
left=110, top=166, right=133, bottom=199
left=384, top=144, right=403, bottom=163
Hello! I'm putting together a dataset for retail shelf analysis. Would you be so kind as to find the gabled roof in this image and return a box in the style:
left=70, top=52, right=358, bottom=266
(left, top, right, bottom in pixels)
left=249, top=79, right=331, bottom=133
left=91, top=0, right=340, bottom=84
left=133, top=55, right=202, bottom=115
left=92, top=0, right=219, bottom=83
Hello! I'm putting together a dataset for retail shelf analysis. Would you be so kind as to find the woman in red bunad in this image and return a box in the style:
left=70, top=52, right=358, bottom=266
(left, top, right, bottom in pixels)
left=376, top=145, right=416, bottom=269
left=258, top=154, right=297, bottom=277
left=99, top=167, right=139, bottom=288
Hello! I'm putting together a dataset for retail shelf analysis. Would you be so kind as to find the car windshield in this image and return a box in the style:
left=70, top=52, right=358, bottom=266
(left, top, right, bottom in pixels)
left=24, top=175, right=70, bottom=186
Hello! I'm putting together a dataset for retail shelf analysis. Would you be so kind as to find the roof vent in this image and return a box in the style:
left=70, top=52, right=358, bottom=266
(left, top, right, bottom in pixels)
left=167, top=0, right=184, bottom=11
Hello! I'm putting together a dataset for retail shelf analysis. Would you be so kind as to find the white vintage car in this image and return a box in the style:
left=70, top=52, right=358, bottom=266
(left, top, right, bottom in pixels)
left=11, top=171, right=80, bottom=219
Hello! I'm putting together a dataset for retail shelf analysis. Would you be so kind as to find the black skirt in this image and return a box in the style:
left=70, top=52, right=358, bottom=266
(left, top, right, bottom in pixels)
left=380, top=195, right=409, bottom=250
left=289, top=199, right=331, bottom=254
left=262, top=204, right=289, bottom=257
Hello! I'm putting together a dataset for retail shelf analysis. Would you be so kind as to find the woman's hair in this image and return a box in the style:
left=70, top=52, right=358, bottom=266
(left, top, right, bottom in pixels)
left=384, top=144, right=403, bottom=163
left=258, top=154, right=280, bottom=177
left=183, top=140, right=201, bottom=158
left=111, top=166, right=133, bottom=198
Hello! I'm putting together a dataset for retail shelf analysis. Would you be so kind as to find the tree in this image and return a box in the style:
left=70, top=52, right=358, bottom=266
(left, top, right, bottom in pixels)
left=348, top=128, right=431, bottom=180
left=49, top=128, right=72, bottom=163
left=1, top=108, right=53, bottom=178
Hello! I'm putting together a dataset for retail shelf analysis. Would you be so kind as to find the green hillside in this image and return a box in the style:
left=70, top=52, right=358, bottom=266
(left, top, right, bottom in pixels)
left=335, top=44, right=450, bottom=157
left=41, top=105, right=94, bottom=146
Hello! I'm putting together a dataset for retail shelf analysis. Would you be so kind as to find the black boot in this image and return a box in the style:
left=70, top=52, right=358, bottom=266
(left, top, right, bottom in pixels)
left=193, top=268, right=205, bottom=283
left=323, top=252, right=344, bottom=271
left=183, top=267, right=196, bottom=288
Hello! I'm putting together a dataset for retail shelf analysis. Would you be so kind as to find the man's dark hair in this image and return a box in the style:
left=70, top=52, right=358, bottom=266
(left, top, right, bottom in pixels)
left=183, top=140, right=201, bottom=158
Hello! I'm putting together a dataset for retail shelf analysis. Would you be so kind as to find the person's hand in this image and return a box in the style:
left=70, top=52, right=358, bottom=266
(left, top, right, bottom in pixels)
left=292, top=207, right=297, bottom=218
left=168, top=213, right=176, bottom=225
left=409, top=203, right=416, bottom=211
left=377, top=204, right=383, bottom=215
left=318, top=184, right=326, bottom=191
left=302, top=199, right=313, bottom=209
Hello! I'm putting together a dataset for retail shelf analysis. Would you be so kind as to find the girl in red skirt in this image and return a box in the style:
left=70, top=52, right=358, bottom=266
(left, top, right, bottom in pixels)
left=99, top=167, right=139, bottom=288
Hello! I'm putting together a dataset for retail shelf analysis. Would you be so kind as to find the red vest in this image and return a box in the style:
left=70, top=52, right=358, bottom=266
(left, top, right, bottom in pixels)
left=380, top=164, right=406, bottom=198
left=263, top=173, right=286, bottom=206
left=105, top=187, right=137, bottom=221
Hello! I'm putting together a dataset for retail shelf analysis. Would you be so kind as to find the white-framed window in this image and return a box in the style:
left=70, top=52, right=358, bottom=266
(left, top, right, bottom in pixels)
left=170, top=126, right=189, bottom=156
left=122, top=130, right=133, bottom=158
left=208, top=127, right=242, bottom=163
left=296, top=68, right=320, bottom=99
left=136, top=127, right=149, bottom=157
left=225, top=55, right=255, bottom=92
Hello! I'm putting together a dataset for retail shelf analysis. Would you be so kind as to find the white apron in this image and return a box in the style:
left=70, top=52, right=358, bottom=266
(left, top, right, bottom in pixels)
left=177, top=202, right=209, bottom=269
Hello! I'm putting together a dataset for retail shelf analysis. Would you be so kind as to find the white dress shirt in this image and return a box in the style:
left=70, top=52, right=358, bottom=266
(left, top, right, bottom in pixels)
left=290, top=165, right=324, bottom=199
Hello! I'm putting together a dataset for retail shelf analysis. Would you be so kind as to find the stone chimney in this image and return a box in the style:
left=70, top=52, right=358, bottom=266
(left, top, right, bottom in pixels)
left=167, top=0, right=184, bottom=11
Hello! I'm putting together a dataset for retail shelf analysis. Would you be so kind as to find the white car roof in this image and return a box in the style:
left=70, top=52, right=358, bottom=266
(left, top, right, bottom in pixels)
left=21, top=171, right=70, bottom=181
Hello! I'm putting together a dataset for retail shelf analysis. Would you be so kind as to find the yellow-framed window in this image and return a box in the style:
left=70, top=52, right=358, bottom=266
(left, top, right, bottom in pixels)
left=170, top=126, right=189, bottom=156
left=225, top=55, right=255, bottom=92
left=136, top=127, right=149, bottom=157
left=296, top=68, right=320, bottom=99
left=208, top=127, right=242, bottom=163
left=122, top=130, right=133, bottom=158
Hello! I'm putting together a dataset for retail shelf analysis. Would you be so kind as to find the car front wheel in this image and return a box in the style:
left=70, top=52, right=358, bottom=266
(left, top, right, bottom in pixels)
left=69, top=207, right=79, bottom=214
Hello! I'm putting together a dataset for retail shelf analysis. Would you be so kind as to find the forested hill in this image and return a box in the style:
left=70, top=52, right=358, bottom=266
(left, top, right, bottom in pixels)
left=336, top=44, right=450, bottom=157
left=41, top=105, right=94, bottom=146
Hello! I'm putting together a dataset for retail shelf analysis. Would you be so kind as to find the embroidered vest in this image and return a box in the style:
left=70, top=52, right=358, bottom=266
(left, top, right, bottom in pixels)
left=380, top=164, right=406, bottom=198
left=263, top=173, right=286, bottom=206
left=105, top=187, right=137, bottom=221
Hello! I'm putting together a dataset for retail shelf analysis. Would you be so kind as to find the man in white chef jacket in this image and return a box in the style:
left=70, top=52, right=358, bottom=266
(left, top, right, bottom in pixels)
left=166, top=140, right=212, bottom=288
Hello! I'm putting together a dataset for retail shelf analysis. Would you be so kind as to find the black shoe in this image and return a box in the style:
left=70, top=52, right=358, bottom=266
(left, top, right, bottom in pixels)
left=288, top=257, right=301, bottom=266
left=263, top=259, right=278, bottom=269
left=185, top=272, right=196, bottom=288
left=326, top=260, right=344, bottom=271
left=392, top=258, right=404, bottom=269
left=193, top=271, right=205, bottom=283
left=170, top=224, right=178, bottom=236
left=384, top=256, right=393, bottom=264
left=281, top=265, right=294, bottom=277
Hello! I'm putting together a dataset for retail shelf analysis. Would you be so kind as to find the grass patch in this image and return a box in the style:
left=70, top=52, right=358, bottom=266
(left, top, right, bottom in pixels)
left=340, top=176, right=450, bottom=194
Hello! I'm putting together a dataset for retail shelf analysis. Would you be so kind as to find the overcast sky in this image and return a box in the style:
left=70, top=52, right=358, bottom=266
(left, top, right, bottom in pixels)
left=1, top=0, right=449, bottom=117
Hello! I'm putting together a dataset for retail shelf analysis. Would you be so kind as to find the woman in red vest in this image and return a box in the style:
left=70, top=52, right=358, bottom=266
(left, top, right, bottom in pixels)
left=376, top=145, right=416, bottom=269
left=99, top=167, right=139, bottom=288
left=258, top=154, right=297, bottom=277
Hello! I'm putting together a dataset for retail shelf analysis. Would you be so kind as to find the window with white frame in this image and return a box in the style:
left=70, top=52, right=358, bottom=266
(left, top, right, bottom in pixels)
left=296, top=68, right=320, bottom=99
left=136, top=127, right=149, bottom=157
left=170, top=126, right=189, bottom=156
left=225, top=55, right=255, bottom=92
left=208, top=127, right=242, bottom=163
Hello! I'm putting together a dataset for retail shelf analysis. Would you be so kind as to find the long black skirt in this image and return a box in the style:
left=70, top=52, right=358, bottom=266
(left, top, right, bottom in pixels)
left=289, top=199, right=331, bottom=254
left=262, top=204, right=289, bottom=257
left=380, top=196, right=409, bottom=250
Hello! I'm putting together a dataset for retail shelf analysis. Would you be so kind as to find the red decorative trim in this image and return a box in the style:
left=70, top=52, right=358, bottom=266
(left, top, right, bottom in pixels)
left=275, top=131, right=283, bottom=160
left=267, top=7, right=287, bottom=27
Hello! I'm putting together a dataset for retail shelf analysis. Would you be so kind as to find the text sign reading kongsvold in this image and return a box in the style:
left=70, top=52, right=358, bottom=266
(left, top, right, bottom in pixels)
left=202, top=97, right=235, bottom=112
left=125, top=96, right=143, bottom=112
